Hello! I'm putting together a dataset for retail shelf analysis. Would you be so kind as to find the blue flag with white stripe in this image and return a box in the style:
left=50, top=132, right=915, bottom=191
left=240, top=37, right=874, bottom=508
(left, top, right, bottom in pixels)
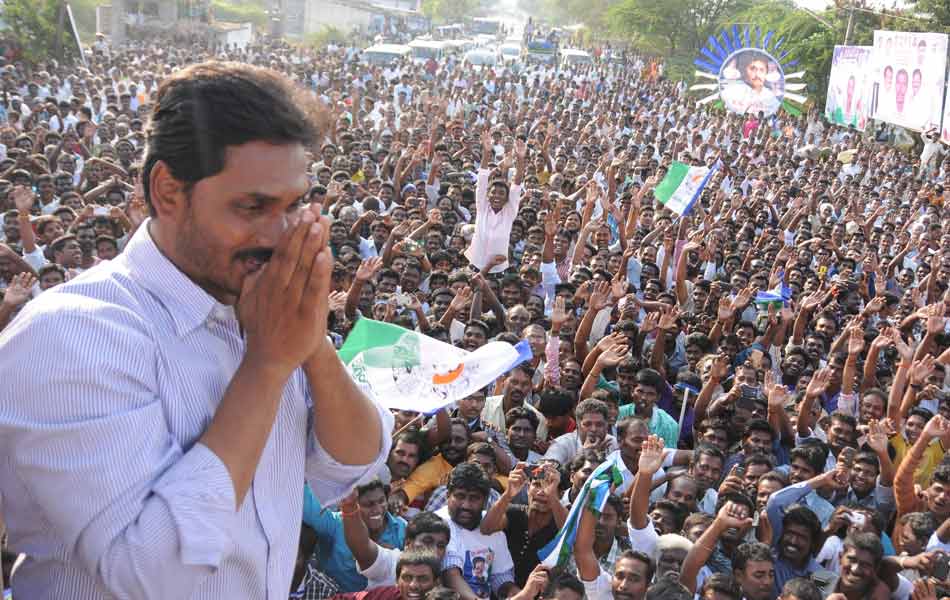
left=537, top=453, right=624, bottom=568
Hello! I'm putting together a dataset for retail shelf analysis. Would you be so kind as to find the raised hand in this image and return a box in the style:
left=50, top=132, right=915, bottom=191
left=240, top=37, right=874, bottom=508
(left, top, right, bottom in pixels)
left=448, top=286, right=473, bottom=313
left=910, top=354, right=936, bottom=386
left=639, top=310, right=659, bottom=336
left=847, top=326, right=865, bottom=355
left=588, top=280, right=612, bottom=312
left=658, top=305, right=681, bottom=331
left=596, top=343, right=629, bottom=368
left=716, top=500, right=753, bottom=530
left=611, top=276, right=628, bottom=300
left=863, top=295, right=886, bottom=315
left=355, top=256, right=383, bottom=282
left=551, top=296, right=569, bottom=330
left=521, top=565, right=551, bottom=599
left=2, top=272, right=36, bottom=307
left=506, top=463, right=528, bottom=498
left=717, top=295, right=735, bottom=322
left=927, top=303, right=946, bottom=335
left=800, top=291, right=823, bottom=313
left=922, top=414, right=950, bottom=441
left=734, top=286, right=754, bottom=310
left=11, top=185, right=34, bottom=214
left=718, top=465, right=746, bottom=496
left=514, top=137, right=528, bottom=160
left=866, top=419, right=888, bottom=454
left=543, top=209, right=558, bottom=238
left=806, top=367, right=832, bottom=398
left=637, top=434, right=665, bottom=475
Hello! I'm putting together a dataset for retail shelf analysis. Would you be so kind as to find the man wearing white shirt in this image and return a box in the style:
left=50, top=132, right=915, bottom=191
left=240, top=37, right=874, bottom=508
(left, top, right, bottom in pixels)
left=0, top=60, right=392, bottom=600
left=464, top=131, right=525, bottom=273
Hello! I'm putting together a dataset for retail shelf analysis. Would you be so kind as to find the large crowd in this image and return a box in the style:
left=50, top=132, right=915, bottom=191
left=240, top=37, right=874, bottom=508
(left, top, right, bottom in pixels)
left=1, top=22, right=950, bottom=600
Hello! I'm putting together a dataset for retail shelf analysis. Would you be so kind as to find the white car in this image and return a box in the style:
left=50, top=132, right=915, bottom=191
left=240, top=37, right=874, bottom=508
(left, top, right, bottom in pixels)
left=498, top=42, right=521, bottom=64
left=560, top=48, right=593, bottom=67
left=463, top=49, right=498, bottom=72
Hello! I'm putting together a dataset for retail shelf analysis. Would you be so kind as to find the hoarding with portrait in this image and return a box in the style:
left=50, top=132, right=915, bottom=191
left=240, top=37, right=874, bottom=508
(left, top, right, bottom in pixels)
left=718, top=48, right=785, bottom=116
left=825, top=45, right=872, bottom=130
left=870, top=30, right=948, bottom=132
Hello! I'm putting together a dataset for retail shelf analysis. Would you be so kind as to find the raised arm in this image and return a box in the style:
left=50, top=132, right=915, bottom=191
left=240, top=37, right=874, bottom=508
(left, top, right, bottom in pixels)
left=680, top=503, right=752, bottom=594
left=340, top=490, right=380, bottom=571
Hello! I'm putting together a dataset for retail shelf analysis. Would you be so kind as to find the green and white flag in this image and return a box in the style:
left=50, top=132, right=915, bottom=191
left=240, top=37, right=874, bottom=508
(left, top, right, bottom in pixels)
left=339, top=319, right=532, bottom=414
left=653, top=160, right=720, bottom=216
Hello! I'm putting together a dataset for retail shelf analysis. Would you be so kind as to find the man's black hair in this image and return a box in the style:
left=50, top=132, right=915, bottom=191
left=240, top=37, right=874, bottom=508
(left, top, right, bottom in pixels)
left=143, top=61, right=321, bottom=215
left=406, top=511, right=451, bottom=544
left=842, top=532, right=884, bottom=565
left=782, top=505, right=822, bottom=552
left=781, top=578, right=821, bottom=600
left=733, top=541, right=773, bottom=572
left=395, top=550, right=441, bottom=580
left=446, top=462, right=491, bottom=497
left=544, top=572, right=585, bottom=598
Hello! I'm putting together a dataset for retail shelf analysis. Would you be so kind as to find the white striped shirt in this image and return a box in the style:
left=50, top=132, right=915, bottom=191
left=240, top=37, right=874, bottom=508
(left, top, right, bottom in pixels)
left=0, top=221, right=393, bottom=599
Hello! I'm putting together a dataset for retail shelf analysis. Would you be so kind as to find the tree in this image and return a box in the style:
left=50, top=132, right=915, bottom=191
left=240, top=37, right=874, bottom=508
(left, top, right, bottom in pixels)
left=421, top=0, right=479, bottom=23
left=610, top=0, right=752, bottom=56
left=2, top=0, right=81, bottom=63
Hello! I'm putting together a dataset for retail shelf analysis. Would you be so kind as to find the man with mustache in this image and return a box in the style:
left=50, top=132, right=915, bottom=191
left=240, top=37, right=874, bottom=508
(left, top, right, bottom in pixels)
left=392, top=418, right=471, bottom=514
left=479, top=462, right=566, bottom=586
left=438, top=463, right=520, bottom=599
left=0, top=61, right=392, bottom=598
left=482, top=365, right=548, bottom=441
left=765, top=466, right=840, bottom=596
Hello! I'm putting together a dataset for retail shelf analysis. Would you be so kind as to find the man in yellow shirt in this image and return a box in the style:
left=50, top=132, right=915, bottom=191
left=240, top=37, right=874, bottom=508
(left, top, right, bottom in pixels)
left=889, top=407, right=946, bottom=488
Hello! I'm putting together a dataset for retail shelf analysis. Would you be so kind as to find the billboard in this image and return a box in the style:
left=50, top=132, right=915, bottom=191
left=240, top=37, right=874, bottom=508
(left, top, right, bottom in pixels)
left=718, top=48, right=785, bottom=116
left=942, top=84, right=950, bottom=143
left=825, top=45, right=872, bottom=130
left=870, top=30, right=948, bottom=132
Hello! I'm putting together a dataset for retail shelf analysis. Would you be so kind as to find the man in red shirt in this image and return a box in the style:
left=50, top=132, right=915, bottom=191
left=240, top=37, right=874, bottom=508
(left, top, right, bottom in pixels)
left=330, top=551, right=440, bottom=600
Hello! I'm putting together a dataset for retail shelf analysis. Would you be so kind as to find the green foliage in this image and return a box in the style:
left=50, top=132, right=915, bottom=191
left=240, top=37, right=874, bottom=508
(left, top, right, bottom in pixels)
left=212, top=0, right=267, bottom=25
left=305, top=25, right=347, bottom=47
left=610, top=0, right=752, bottom=55
left=69, top=0, right=109, bottom=40
left=421, top=0, right=479, bottom=23
left=2, top=0, right=82, bottom=62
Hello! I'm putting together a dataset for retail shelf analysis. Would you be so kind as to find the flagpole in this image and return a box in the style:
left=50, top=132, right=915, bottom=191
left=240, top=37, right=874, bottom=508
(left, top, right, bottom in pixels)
left=392, top=413, right=425, bottom=438
left=677, top=389, right=690, bottom=438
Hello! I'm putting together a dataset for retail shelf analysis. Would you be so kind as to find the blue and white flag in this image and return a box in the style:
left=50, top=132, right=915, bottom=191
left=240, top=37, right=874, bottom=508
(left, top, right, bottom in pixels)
left=653, top=160, right=721, bottom=216
left=537, top=454, right=625, bottom=568
left=755, top=284, right=792, bottom=307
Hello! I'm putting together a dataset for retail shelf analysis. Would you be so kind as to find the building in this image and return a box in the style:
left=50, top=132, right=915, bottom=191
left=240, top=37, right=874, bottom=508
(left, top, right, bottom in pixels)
left=299, top=0, right=425, bottom=38
left=97, top=0, right=182, bottom=45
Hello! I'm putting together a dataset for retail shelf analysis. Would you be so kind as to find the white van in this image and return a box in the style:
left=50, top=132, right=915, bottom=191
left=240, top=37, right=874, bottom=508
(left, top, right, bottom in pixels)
left=362, top=44, right=411, bottom=65
left=463, top=48, right=498, bottom=72
left=499, top=42, right=522, bottom=64
left=408, top=39, right=449, bottom=64
left=560, top=48, right=593, bottom=67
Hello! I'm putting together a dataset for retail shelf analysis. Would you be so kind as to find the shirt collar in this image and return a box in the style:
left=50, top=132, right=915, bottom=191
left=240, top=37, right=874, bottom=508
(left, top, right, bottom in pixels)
left=121, top=219, right=225, bottom=337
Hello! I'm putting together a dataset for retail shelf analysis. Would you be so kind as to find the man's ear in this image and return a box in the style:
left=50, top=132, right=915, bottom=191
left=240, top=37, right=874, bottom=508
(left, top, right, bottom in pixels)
left=147, top=160, right=188, bottom=219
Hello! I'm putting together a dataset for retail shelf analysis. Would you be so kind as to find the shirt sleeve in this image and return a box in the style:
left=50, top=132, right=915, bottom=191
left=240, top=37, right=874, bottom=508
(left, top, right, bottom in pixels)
left=304, top=390, right=393, bottom=507
left=544, top=334, right=560, bottom=388
left=401, top=457, right=445, bottom=502
left=475, top=168, right=491, bottom=213
left=360, top=545, right=400, bottom=588
left=766, top=480, right=813, bottom=547
left=627, top=519, right=659, bottom=558
left=581, top=567, right=614, bottom=600
left=22, top=246, right=49, bottom=271
left=0, top=301, right=238, bottom=598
